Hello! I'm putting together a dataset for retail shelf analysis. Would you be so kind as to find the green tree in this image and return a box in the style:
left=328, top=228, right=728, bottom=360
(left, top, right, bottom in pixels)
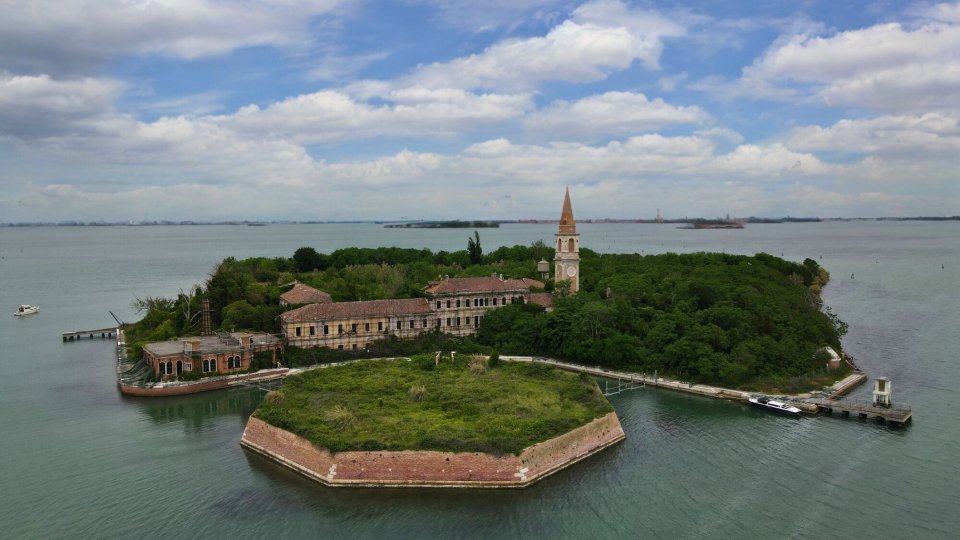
left=467, top=230, right=483, bottom=264
left=293, top=247, right=325, bottom=272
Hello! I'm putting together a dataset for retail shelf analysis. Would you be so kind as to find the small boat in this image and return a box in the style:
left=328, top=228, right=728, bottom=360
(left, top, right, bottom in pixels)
left=14, top=304, right=39, bottom=316
left=749, top=395, right=801, bottom=416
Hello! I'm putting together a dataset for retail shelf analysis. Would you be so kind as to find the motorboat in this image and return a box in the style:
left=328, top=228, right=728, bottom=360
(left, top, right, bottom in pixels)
left=748, top=395, right=801, bottom=416
left=14, top=304, right=39, bottom=316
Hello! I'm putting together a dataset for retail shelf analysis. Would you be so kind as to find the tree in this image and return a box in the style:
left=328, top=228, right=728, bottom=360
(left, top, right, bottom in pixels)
left=293, top=247, right=325, bottom=272
left=467, top=230, right=483, bottom=264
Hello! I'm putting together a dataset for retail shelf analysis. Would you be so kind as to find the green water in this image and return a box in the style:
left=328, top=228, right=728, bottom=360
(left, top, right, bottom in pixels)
left=0, top=222, right=957, bottom=538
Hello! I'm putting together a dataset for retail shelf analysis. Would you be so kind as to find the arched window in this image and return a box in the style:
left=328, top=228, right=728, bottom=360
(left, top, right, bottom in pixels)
left=166, top=361, right=173, bottom=374
left=159, top=362, right=166, bottom=375
left=210, top=358, right=217, bottom=372
left=202, top=359, right=210, bottom=372
left=557, top=238, right=562, bottom=252
left=568, top=238, right=575, bottom=252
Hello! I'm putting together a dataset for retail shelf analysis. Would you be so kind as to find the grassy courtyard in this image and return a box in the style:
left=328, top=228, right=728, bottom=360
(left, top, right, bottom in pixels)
left=254, top=355, right=613, bottom=456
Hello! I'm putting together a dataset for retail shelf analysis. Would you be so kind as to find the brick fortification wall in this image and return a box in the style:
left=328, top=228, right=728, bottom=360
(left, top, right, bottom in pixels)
left=241, top=412, right=624, bottom=488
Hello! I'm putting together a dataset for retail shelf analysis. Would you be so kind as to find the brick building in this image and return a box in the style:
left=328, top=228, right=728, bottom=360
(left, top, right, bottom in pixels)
left=142, top=332, right=283, bottom=380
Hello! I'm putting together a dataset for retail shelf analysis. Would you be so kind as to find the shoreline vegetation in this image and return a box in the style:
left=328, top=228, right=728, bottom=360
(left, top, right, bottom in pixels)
left=384, top=220, right=500, bottom=228
left=123, top=238, right=848, bottom=393
left=255, top=356, right=613, bottom=455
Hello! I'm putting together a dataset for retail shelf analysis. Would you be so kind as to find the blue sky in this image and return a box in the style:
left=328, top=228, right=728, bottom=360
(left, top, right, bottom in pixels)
left=0, top=0, right=957, bottom=222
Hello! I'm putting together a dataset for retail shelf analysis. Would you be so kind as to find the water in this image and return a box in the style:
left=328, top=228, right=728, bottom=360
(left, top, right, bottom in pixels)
left=1, top=222, right=957, bottom=538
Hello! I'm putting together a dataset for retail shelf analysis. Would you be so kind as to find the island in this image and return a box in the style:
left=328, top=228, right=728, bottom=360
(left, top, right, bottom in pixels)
left=240, top=355, right=624, bottom=487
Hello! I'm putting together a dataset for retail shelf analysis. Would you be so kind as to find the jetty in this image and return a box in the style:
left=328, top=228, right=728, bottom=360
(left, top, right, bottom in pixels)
left=808, top=398, right=912, bottom=425
left=63, top=327, right=116, bottom=341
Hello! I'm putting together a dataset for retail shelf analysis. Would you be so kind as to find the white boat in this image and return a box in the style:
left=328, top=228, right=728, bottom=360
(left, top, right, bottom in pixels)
left=14, top=304, right=39, bottom=316
left=749, top=395, right=801, bottom=416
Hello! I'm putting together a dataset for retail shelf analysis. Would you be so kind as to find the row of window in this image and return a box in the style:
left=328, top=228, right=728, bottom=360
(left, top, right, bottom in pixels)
left=291, top=314, right=487, bottom=340
left=435, top=295, right=524, bottom=310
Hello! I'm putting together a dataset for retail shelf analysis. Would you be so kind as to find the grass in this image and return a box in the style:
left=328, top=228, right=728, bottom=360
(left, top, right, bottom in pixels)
left=254, top=355, right=614, bottom=456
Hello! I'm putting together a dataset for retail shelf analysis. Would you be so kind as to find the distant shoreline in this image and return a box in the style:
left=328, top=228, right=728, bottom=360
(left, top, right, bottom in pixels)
left=2, top=216, right=958, bottom=227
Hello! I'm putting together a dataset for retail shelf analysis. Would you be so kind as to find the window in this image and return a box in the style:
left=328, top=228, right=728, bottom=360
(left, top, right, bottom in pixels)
left=323, top=325, right=329, bottom=335
left=568, top=238, right=575, bottom=252
left=365, top=322, right=370, bottom=332
left=378, top=321, right=384, bottom=331
left=409, top=319, right=415, bottom=329
left=337, top=345, right=343, bottom=350
left=436, top=318, right=441, bottom=328
left=295, top=327, right=301, bottom=337
left=493, top=298, right=498, bottom=306
left=446, top=300, right=451, bottom=308
left=309, top=326, right=316, bottom=336
left=436, top=301, right=441, bottom=309
left=159, top=362, right=166, bottom=375
left=456, top=317, right=461, bottom=326
left=456, top=299, right=461, bottom=308
left=167, top=361, right=173, bottom=374
left=396, top=320, right=402, bottom=330
left=351, top=323, right=357, bottom=332
left=474, top=316, right=479, bottom=326
left=185, top=362, right=192, bottom=371
left=210, top=358, right=216, bottom=372
left=473, top=299, right=479, bottom=307
left=557, top=238, right=562, bottom=252
left=502, top=297, right=507, bottom=305
left=485, top=298, right=490, bottom=306
left=338, top=324, right=343, bottom=334
left=422, top=318, right=427, bottom=328
left=227, top=357, right=233, bottom=369
left=352, top=344, right=358, bottom=351
left=465, top=317, right=470, bottom=325
left=447, top=318, right=452, bottom=326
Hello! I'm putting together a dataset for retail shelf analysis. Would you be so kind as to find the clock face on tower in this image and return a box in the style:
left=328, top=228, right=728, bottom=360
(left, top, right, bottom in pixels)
left=566, top=266, right=577, bottom=277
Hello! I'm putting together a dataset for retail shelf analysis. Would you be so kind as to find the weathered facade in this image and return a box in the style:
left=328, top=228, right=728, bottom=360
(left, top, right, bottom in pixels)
left=142, top=332, right=283, bottom=380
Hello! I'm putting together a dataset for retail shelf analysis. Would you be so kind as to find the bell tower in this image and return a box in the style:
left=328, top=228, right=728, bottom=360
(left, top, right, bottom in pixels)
left=554, top=187, right=580, bottom=293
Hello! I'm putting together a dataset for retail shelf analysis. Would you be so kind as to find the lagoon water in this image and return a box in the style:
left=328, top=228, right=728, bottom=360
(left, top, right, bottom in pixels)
left=0, top=222, right=958, bottom=538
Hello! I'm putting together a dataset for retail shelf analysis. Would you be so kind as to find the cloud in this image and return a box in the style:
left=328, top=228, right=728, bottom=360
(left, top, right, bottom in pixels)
left=525, top=91, right=708, bottom=138
left=0, top=0, right=347, bottom=75
left=221, top=88, right=533, bottom=143
left=0, top=73, right=121, bottom=138
left=739, top=18, right=960, bottom=111
left=787, top=113, right=960, bottom=156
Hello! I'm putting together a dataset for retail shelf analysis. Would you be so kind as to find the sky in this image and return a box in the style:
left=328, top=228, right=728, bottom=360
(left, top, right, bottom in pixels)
left=0, top=0, right=958, bottom=222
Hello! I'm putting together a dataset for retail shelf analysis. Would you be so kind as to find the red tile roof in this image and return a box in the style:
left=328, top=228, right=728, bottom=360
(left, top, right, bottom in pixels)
left=281, top=298, right=431, bottom=322
left=280, top=283, right=333, bottom=305
left=423, top=276, right=544, bottom=295
left=526, top=292, right=554, bottom=308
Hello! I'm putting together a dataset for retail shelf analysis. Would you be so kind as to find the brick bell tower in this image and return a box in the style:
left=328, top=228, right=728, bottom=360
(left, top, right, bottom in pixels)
left=554, top=187, right=580, bottom=293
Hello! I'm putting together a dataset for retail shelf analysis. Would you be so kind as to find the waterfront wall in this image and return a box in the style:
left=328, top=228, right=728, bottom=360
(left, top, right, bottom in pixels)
left=118, top=369, right=288, bottom=397
left=240, top=412, right=624, bottom=488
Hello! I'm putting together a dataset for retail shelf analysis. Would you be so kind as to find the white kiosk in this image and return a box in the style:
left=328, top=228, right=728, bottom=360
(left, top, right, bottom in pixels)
left=872, top=377, right=892, bottom=408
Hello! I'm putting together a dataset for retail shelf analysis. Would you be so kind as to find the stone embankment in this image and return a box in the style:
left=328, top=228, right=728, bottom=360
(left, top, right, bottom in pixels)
left=500, top=356, right=867, bottom=414
left=240, top=412, right=625, bottom=488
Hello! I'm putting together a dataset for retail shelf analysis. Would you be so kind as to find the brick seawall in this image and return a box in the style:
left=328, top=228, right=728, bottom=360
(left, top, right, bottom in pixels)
left=240, top=412, right=624, bottom=488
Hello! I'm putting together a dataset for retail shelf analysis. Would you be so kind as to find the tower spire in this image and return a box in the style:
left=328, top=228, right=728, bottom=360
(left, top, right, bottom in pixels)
left=559, top=186, right=576, bottom=234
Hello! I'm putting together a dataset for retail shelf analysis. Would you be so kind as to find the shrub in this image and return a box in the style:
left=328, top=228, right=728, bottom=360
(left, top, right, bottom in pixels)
left=469, top=356, right=488, bottom=374
left=323, top=405, right=357, bottom=430
left=488, top=350, right=501, bottom=367
left=264, top=390, right=285, bottom=406
left=408, top=384, right=427, bottom=402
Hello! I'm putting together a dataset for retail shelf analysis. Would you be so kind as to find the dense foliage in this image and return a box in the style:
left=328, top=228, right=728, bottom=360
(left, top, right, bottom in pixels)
left=254, top=356, right=613, bottom=455
left=478, top=252, right=842, bottom=388
left=124, top=233, right=845, bottom=389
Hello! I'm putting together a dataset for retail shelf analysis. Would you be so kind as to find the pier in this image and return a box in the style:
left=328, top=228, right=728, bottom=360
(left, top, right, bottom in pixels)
left=63, top=327, right=117, bottom=341
left=809, top=398, right=912, bottom=425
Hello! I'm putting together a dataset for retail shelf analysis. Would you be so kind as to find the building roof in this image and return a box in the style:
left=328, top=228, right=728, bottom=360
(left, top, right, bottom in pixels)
left=280, top=283, right=333, bottom=305
left=281, top=298, right=432, bottom=322
left=423, top=276, right=544, bottom=295
left=558, top=186, right=576, bottom=234
left=144, top=332, right=280, bottom=358
left=526, top=292, right=554, bottom=309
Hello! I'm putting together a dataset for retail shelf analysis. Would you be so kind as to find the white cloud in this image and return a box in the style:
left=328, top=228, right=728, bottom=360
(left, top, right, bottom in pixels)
left=525, top=91, right=708, bottom=138
left=221, top=88, right=533, bottom=143
left=0, top=0, right=347, bottom=74
left=0, top=73, right=121, bottom=137
left=787, top=113, right=960, bottom=156
left=739, top=18, right=960, bottom=111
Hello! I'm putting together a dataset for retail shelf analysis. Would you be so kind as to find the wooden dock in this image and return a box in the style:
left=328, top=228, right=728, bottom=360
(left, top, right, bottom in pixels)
left=809, top=398, right=912, bottom=425
left=63, top=327, right=117, bottom=341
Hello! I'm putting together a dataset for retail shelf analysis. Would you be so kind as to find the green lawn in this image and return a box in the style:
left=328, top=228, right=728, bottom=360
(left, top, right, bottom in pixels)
left=254, top=355, right=613, bottom=456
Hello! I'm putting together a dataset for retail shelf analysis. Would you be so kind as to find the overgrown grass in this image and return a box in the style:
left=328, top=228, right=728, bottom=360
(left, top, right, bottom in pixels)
left=254, top=356, right=613, bottom=455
